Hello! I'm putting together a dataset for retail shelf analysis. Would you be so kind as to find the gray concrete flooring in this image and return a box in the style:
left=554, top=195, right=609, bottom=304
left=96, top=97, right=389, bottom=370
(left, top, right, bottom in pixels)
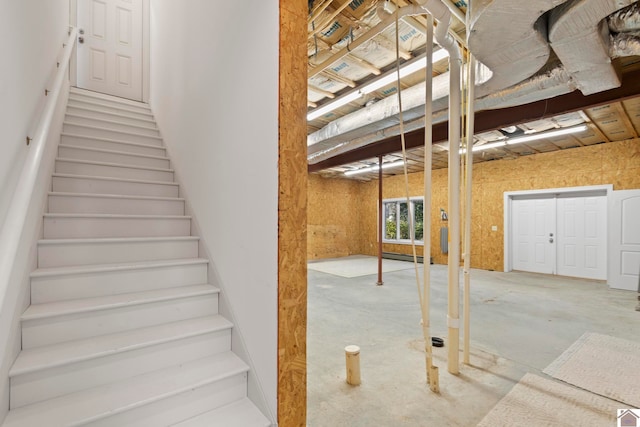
left=307, top=260, right=640, bottom=426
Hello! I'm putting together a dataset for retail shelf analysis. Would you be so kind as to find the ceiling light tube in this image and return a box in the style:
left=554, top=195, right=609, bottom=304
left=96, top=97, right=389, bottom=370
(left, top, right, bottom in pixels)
left=506, top=125, right=588, bottom=145
left=307, top=91, right=364, bottom=121
left=469, top=141, right=507, bottom=153
left=344, top=160, right=405, bottom=176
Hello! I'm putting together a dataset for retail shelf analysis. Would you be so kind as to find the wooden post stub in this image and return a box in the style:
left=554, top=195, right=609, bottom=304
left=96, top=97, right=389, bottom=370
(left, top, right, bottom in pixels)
left=345, top=345, right=361, bottom=386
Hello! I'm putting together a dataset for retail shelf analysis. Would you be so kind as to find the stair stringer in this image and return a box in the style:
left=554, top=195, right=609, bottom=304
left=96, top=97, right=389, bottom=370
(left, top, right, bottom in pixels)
left=0, top=82, right=70, bottom=425
left=168, top=165, right=277, bottom=426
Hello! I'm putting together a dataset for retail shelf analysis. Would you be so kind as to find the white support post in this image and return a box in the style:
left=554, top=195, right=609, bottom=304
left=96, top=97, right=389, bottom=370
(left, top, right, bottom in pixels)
left=463, top=54, right=476, bottom=365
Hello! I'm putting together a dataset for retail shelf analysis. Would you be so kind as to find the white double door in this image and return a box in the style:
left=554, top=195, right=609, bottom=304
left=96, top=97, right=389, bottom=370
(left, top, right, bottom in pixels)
left=77, top=0, right=143, bottom=101
left=511, top=193, right=607, bottom=280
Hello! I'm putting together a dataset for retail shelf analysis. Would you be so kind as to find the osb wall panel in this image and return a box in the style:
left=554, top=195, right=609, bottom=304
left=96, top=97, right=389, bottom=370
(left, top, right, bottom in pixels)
left=317, top=139, right=639, bottom=273
left=307, top=174, right=362, bottom=259
left=278, top=1, right=307, bottom=426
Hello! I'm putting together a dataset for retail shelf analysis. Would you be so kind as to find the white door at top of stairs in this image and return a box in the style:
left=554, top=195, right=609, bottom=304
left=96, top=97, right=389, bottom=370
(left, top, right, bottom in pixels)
left=608, top=189, right=640, bottom=291
left=507, top=187, right=608, bottom=281
left=77, top=0, right=143, bottom=101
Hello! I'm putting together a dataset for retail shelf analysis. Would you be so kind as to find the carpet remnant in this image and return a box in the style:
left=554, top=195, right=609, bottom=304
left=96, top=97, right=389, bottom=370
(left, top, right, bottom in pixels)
left=477, top=373, right=618, bottom=427
left=543, top=332, right=640, bottom=408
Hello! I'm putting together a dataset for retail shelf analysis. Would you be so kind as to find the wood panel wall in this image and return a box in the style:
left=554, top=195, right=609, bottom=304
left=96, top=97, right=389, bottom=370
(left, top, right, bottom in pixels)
left=307, top=174, right=363, bottom=259
left=308, top=139, right=640, bottom=271
left=278, top=1, right=307, bottom=426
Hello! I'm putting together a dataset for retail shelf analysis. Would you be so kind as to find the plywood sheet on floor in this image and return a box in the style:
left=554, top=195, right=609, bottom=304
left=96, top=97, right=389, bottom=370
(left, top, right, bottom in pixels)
left=477, top=373, right=618, bottom=427
left=307, top=255, right=414, bottom=278
left=543, top=332, right=640, bottom=408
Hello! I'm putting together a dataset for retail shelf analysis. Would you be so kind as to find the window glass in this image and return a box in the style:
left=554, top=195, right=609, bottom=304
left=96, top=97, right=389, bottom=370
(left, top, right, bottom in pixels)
left=399, top=202, right=409, bottom=239
left=414, top=201, right=424, bottom=240
left=384, top=202, right=397, bottom=240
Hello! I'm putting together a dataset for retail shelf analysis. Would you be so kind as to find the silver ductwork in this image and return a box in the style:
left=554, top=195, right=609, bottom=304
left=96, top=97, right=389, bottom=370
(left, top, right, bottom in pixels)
left=467, top=0, right=566, bottom=96
left=307, top=62, right=492, bottom=156
left=308, top=0, right=640, bottom=163
left=308, top=66, right=576, bottom=163
left=549, top=0, right=636, bottom=95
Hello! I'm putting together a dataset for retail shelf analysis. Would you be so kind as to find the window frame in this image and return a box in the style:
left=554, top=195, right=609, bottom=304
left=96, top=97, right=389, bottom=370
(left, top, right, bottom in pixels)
left=381, top=196, right=425, bottom=246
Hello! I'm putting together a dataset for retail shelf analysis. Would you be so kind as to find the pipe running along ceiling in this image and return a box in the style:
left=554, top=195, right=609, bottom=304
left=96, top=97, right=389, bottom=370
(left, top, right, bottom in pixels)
left=306, top=0, right=640, bottom=167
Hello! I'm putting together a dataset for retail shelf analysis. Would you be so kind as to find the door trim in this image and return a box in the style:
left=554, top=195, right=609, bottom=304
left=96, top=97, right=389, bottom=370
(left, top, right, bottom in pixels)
left=504, top=184, right=613, bottom=274
left=69, top=0, right=150, bottom=103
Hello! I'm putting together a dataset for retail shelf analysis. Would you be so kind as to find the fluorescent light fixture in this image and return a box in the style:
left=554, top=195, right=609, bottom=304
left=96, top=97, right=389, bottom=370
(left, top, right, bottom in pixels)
left=506, top=124, right=588, bottom=145
left=307, top=49, right=450, bottom=121
left=344, top=160, right=405, bottom=176
left=462, top=124, right=589, bottom=153
left=464, top=141, right=507, bottom=153
left=307, top=91, right=363, bottom=121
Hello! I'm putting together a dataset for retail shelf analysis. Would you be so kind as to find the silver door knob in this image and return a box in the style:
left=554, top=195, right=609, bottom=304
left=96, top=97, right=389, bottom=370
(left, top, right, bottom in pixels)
left=549, top=238, right=554, bottom=243
left=79, top=36, right=84, bottom=44
left=79, top=29, right=85, bottom=35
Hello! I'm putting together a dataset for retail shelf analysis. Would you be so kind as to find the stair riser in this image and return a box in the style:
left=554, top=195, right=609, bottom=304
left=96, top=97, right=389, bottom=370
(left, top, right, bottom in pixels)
left=56, top=159, right=174, bottom=182
left=61, top=134, right=166, bottom=157
left=48, top=194, right=184, bottom=215
left=59, top=146, right=170, bottom=169
left=11, top=330, right=231, bottom=408
left=22, top=294, right=219, bottom=349
left=65, top=115, right=160, bottom=137
left=52, top=175, right=179, bottom=198
left=37, top=239, right=198, bottom=268
left=89, top=373, right=247, bottom=427
left=43, top=216, right=191, bottom=239
left=32, top=262, right=207, bottom=303
left=69, top=93, right=152, bottom=114
left=67, top=99, right=153, bottom=120
left=66, top=106, right=156, bottom=127
left=63, top=123, right=163, bottom=146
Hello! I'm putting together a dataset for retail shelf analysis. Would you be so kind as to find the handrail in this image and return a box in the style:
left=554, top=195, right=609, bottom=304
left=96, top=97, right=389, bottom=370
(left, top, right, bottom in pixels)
left=0, top=27, right=77, bottom=311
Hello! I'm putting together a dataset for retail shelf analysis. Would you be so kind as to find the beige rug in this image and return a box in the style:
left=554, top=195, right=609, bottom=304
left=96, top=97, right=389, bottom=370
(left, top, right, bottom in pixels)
left=477, top=373, right=618, bottom=427
left=543, top=332, right=640, bottom=408
left=307, top=255, right=414, bottom=278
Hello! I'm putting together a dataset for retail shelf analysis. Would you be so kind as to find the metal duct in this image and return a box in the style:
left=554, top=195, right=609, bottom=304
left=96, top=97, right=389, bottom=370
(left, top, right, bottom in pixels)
left=309, top=0, right=565, bottom=153
left=308, top=66, right=576, bottom=163
left=608, top=2, right=640, bottom=33
left=307, top=0, right=640, bottom=163
left=549, top=0, right=636, bottom=96
left=307, top=61, right=492, bottom=155
left=467, top=0, right=566, bottom=96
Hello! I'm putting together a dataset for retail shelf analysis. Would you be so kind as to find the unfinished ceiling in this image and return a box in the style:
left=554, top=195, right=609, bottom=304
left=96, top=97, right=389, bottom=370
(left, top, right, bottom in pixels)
left=306, top=0, right=640, bottom=179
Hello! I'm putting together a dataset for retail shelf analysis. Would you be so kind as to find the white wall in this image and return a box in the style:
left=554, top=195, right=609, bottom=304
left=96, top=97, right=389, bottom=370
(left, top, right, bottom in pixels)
left=0, top=0, right=70, bottom=422
left=149, top=0, right=279, bottom=420
left=0, top=0, right=70, bottom=231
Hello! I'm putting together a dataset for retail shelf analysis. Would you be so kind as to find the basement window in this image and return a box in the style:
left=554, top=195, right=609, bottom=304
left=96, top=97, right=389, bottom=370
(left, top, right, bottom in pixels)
left=383, top=197, right=424, bottom=244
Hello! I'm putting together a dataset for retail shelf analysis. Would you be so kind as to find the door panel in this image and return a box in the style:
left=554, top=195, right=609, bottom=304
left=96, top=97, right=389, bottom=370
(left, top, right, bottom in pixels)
left=77, top=0, right=142, bottom=101
left=609, top=190, right=640, bottom=290
left=512, top=198, right=556, bottom=274
left=557, top=196, right=607, bottom=280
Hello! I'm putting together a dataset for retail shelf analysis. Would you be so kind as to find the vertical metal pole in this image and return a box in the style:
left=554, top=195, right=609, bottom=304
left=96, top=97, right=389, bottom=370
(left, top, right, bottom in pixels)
left=463, top=55, right=475, bottom=365
left=377, top=155, right=384, bottom=286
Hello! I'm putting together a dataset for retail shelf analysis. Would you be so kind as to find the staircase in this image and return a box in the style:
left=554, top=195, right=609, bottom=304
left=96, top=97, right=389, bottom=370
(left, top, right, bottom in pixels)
left=2, top=88, right=271, bottom=426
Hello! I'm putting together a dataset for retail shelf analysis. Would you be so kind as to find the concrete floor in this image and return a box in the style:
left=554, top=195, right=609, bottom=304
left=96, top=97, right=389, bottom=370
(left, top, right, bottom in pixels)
left=307, top=258, right=640, bottom=426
